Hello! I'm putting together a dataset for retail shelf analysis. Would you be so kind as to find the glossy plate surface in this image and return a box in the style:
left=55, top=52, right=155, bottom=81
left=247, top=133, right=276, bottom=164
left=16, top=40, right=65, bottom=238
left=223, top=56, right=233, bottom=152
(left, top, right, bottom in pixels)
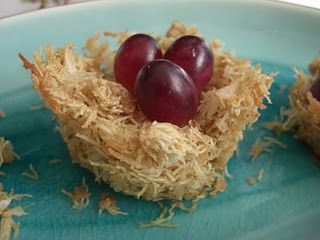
left=0, top=1, right=320, bottom=239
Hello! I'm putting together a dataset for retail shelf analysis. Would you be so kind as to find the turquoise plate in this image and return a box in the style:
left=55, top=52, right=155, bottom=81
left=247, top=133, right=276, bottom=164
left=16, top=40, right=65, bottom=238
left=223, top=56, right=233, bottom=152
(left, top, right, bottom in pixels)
left=1, top=1, right=320, bottom=239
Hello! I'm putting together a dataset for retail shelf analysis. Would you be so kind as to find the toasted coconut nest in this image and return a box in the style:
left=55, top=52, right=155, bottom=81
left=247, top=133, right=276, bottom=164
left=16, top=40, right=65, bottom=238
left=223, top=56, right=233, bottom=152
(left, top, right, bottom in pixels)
left=286, top=56, right=320, bottom=156
left=19, top=21, right=273, bottom=201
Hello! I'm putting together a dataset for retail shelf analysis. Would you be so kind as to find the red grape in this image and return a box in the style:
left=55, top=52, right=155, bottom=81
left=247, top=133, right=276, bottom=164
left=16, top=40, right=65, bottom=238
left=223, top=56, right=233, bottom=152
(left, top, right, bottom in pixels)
left=310, top=76, right=320, bottom=101
left=135, top=59, right=198, bottom=127
left=164, top=35, right=214, bottom=94
left=114, top=34, right=162, bottom=94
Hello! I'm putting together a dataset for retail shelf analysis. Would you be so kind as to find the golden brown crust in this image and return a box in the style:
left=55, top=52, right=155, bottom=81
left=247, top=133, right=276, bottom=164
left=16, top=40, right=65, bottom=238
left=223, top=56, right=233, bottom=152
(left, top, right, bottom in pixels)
left=20, top=22, right=273, bottom=201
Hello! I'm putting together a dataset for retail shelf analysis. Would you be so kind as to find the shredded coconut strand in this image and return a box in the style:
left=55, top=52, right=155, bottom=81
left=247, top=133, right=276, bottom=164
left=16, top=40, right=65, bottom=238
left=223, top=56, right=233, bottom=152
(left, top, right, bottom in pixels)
left=249, top=136, right=287, bottom=162
left=247, top=168, right=265, bottom=185
left=139, top=205, right=179, bottom=229
left=262, top=105, right=297, bottom=136
left=257, top=168, right=265, bottom=182
left=98, top=193, right=127, bottom=216
left=224, top=166, right=234, bottom=180
left=262, top=120, right=284, bottom=136
left=139, top=201, right=197, bottom=228
left=263, top=136, right=287, bottom=148
left=20, top=146, right=41, bottom=157
left=29, top=104, right=44, bottom=111
left=20, top=21, right=273, bottom=201
left=249, top=138, right=271, bottom=162
left=21, top=164, right=38, bottom=181
left=61, top=177, right=90, bottom=210
left=48, top=159, right=62, bottom=165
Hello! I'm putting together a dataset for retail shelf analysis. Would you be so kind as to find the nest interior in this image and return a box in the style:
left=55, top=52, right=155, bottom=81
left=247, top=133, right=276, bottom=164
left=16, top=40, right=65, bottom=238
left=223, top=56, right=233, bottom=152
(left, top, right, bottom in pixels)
left=20, top=22, right=273, bottom=201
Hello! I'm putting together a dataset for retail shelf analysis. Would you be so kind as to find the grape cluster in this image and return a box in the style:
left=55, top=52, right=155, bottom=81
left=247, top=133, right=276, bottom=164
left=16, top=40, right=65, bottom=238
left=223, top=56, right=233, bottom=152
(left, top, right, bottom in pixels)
left=114, top=34, right=214, bottom=127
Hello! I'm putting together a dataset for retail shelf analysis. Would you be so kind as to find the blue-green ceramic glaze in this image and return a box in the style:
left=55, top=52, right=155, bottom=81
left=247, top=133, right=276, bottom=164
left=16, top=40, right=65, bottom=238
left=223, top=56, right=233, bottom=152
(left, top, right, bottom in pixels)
left=0, top=1, right=320, bottom=239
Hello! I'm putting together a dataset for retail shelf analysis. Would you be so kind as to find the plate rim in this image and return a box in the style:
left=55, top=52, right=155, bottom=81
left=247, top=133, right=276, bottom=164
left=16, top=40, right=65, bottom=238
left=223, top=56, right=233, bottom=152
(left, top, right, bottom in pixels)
left=1, top=0, right=320, bottom=23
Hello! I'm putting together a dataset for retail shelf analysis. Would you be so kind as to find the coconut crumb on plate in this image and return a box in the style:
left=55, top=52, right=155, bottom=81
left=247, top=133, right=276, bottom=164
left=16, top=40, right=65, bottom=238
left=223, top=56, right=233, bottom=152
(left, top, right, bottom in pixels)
left=249, top=136, right=287, bottom=162
left=0, top=138, right=19, bottom=167
left=48, top=159, right=62, bottom=165
left=262, top=104, right=297, bottom=136
left=61, top=177, right=90, bottom=210
left=0, top=137, right=31, bottom=239
left=29, top=104, right=44, bottom=111
left=263, top=136, right=287, bottom=148
left=209, top=177, right=227, bottom=198
left=262, top=120, right=284, bottom=136
left=247, top=168, right=265, bottom=185
left=139, top=203, right=179, bottom=229
left=0, top=206, right=27, bottom=240
left=21, top=164, right=38, bottom=181
left=249, top=137, right=271, bottom=162
left=139, top=201, right=197, bottom=229
left=19, top=146, right=41, bottom=158
left=247, top=176, right=256, bottom=185
left=257, top=168, right=265, bottom=182
left=0, top=183, right=31, bottom=240
left=98, top=193, right=127, bottom=216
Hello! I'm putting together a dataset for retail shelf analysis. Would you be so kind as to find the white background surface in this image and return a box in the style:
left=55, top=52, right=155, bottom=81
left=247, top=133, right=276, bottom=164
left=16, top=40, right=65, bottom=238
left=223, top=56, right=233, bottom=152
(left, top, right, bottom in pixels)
left=0, top=0, right=320, bottom=18
left=0, top=0, right=94, bottom=18
left=279, top=0, right=320, bottom=8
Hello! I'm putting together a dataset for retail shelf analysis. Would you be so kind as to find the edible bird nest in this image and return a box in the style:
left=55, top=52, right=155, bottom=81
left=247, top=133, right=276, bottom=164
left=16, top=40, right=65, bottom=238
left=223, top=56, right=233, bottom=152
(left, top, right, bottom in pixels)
left=20, top=21, right=273, bottom=201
